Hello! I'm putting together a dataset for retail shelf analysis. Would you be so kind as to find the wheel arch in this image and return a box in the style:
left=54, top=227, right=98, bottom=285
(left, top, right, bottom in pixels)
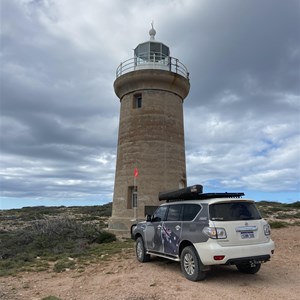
left=134, top=232, right=143, bottom=241
left=130, top=224, right=137, bottom=239
left=179, top=240, right=194, bottom=257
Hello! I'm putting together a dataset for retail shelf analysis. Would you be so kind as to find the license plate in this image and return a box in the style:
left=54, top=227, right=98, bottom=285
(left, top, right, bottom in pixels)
left=241, top=232, right=254, bottom=239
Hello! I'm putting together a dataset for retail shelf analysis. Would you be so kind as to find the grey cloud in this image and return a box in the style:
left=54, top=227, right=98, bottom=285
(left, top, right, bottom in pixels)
left=0, top=0, right=299, bottom=205
left=169, top=0, right=300, bottom=109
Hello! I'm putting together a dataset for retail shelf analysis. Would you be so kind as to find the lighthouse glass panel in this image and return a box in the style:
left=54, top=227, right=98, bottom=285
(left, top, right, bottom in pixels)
left=134, top=42, right=149, bottom=62
left=135, top=41, right=170, bottom=64
left=162, top=44, right=169, bottom=57
left=150, top=42, right=161, bottom=61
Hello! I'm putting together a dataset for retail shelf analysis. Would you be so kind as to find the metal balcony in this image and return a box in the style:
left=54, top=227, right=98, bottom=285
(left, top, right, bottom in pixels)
left=116, top=53, right=189, bottom=80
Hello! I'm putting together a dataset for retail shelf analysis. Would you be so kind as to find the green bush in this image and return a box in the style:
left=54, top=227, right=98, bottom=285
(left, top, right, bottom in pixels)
left=53, top=259, right=76, bottom=273
left=94, top=231, right=116, bottom=244
left=269, top=221, right=288, bottom=228
left=0, top=203, right=112, bottom=223
left=284, top=201, right=300, bottom=208
left=0, top=217, right=116, bottom=264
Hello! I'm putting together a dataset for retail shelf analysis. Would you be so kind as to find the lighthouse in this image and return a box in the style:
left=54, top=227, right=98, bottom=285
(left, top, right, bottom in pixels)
left=108, top=25, right=190, bottom=234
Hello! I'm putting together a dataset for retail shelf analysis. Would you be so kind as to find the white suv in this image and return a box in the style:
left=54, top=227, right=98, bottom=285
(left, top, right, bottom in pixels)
left=131, top=185, right=275, bottom=281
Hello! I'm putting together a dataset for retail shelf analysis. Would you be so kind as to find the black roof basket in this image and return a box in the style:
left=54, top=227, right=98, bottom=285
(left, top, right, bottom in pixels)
left=159, top=184, right=244, bottom=202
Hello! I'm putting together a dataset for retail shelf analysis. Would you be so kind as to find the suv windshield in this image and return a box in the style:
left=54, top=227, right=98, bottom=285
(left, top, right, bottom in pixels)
left=209, top=201, right=261, bottom=221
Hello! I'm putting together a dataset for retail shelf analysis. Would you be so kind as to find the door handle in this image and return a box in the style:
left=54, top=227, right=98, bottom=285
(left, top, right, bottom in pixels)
left=175, top=225, right=181, bottom=231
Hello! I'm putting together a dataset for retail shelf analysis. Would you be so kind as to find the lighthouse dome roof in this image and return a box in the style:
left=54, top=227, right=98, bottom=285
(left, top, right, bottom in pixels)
left=149, top=26, right=156, bottom=40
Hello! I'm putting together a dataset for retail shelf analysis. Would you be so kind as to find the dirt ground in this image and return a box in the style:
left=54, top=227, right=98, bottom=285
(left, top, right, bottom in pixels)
left=1, top=226, right=299, bottom=300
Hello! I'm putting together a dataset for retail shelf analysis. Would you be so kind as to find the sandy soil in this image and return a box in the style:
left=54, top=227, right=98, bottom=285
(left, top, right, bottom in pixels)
left=1, top=226, right=299, bottom=300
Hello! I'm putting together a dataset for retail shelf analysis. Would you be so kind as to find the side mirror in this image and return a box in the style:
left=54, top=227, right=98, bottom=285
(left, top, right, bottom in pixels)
left=146, top=215, right=152, bottom=222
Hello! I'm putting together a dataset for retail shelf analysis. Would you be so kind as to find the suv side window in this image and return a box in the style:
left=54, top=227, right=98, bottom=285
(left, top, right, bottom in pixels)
left=182, top=204, right=201, bottom=221
left=166, top=205, right=182, bottom=221
left=152, top=206, right=168, bottom=222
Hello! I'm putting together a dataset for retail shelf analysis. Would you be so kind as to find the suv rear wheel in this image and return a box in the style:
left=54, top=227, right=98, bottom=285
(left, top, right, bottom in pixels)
left=236, top=262, right=261, bottom=274
left=136, top=237, right=150, bottom=262
left=180, top=246, right=207, bottom=281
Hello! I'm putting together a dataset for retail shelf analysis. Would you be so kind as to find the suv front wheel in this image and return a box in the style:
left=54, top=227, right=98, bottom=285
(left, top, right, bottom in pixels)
left=136, top=237, right=150, bottom=263
left=180, top=246, right=207, bottom=281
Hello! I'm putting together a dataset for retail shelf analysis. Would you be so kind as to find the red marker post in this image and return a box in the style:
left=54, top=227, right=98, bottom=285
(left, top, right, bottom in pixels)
left=133, top=167, right=138, bottom=220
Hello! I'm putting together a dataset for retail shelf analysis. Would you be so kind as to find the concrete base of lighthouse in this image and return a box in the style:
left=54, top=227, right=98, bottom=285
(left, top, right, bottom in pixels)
left=108, top=216, right=145, bottom=237
left=108, top=194, right=161, bottom=237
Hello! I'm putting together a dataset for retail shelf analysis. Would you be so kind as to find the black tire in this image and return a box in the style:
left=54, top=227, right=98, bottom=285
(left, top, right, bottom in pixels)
left=136, top=237, right=150, bottom=262
left=236, top=262, right=261, bottom=274
left=180, top=246, right=207, bottom=281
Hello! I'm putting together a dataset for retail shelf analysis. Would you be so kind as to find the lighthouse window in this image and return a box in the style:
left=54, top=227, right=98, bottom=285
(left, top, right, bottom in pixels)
left=127, top=186, right=137, bottom=209
left=133, top=94, right=142, bottom=109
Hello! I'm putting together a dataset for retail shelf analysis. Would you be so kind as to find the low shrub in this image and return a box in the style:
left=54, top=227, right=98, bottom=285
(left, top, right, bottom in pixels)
left=94, top=231, right=116, bottom=244
left=284, top=201, right=300, bottom=208
left=1, top=217, right=116, bottom=259
left=53, top=258, right=76, bottom=273
left=269, top=221, right=288, bottom=228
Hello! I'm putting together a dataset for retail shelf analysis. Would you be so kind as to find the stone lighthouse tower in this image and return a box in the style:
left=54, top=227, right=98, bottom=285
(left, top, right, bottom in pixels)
left=109, top=25, right=190, bottom=234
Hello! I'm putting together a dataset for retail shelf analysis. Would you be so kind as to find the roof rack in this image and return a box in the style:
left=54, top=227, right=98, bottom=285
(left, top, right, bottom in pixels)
left=159, top=185, right=244, bottom=202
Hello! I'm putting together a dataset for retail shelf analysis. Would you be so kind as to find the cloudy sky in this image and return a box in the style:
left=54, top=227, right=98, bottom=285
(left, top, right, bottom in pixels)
left=1, top=0, right=299, bottom=209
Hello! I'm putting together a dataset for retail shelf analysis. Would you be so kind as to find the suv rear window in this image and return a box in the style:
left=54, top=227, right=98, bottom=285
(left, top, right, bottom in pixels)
left=209, top=202, right=261, bottom=221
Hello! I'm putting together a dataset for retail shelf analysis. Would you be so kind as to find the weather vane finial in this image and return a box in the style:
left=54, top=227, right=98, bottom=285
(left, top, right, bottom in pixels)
left=149, top=21, right=156, bottom=40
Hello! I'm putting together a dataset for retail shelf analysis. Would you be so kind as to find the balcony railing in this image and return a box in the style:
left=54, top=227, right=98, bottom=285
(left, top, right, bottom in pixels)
left=116, top=53, right=189, bottom=79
